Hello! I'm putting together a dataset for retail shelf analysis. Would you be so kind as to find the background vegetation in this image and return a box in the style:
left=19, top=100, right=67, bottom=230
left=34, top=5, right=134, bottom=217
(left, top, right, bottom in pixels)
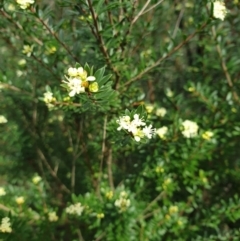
left=0, top=0, right=240, bottom=240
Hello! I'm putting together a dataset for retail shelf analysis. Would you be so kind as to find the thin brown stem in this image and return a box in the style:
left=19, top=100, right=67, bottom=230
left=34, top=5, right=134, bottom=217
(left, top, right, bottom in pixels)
left=212, top=26, right=239, bottom=103
left=107, top=147, right=114, bottom=190
left=31, top=54, right=60, bottom=81
left=86, top=0, right=120, bottom=87
left=37, top=148, right=70, bottom=194
left=97, top=116, right=107, bottom=198
left=33, top=10, right=79, bottom=62
left=122, top=21, right=208, bottom=88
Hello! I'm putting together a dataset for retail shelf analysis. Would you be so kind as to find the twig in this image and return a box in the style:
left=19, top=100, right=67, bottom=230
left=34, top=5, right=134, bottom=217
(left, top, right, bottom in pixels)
left=172, top=3, right=185, bottom=39
left=86, top=0, right=120, bottom=85
left=131, top=0, right=151, bottom=25
left=31, top=54, right=60, bottom=81
left=37, top=148, right=71, bottom=194
left=33, top=10, right=79, bottom=62
left=0, top=9, right=43, bottom=46
left=212, top=26, right=239, bottom=103
left=122, top=21, right=209, bottom=88
left=142, top=191, right=165, bottom=214
left=76, top=228, right=85, bottom=241
left=107, top=147, right=114, bottom=190
left=104, top=0, right=114, bottom=26
left=97, top=116, right=107, bottom=198
left=141, top=0, right=164, bottom=16
left=0, top=83, right=31, bottom=96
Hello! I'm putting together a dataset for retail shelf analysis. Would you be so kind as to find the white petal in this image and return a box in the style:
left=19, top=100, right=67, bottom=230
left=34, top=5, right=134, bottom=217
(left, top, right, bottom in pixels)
left=69, top=90, right=75, bottom=97
left=86, top=76, right=96, bottom=81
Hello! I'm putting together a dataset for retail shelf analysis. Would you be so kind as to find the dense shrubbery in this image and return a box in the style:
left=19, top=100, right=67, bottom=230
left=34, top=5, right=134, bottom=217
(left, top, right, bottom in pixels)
left=1, top=0, right=240, bottom=240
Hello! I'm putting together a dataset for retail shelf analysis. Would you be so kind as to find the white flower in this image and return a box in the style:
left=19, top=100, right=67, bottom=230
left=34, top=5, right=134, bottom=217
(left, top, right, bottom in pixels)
left=166, top=88, right=173, bottom=97
left=156, top=126, right=168, bottom=139
left=132, top=114, right=146, bottom=127
left=63, top=77, right=85, bottom=97
left=16, top=0, right=34, bottom=9
left=115, top=197, right=130, bottom=212
left=116, top=116, right=131, bottom=131
left=156, top=107, right=167, bottom=117
left=181, top=120, right=199, bottom=138
left=0, top=187, right=6, bottom=196
left=32, top=175, right=41, bottom=184
left=18, top=59, right=26, bottom=66
left=43, top=91, right=55, bottom=103
left=0, top=115, right=7, bottom=124
left=117, top=114, right=155, bottom=142
left=15, top=196, right=25, bottom=205
left=66, top=203, right=84, bottom=216
left=0, top=217, right=12, bottom=233
left=145, top=104, right=154, bottom=113
left=213, top=1, right=227, bottom=20
left=22, top=44, right=33, bottom=57
left=142, top=124, right=156, bottom=139
left=48, top=211, right=58, bottom=222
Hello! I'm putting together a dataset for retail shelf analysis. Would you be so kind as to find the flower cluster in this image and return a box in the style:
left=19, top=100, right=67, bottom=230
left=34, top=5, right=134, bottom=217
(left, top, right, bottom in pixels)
left=42, top=91, right=56, bottom=109
left=156, top=126, right=168, bottom=139
left=114, top=191, right=131, bottom=213
left=213, top=1, right=227, bottom=20
left=0, top=217, right=12, bottom=233
left=48, top=211, right=58, bottom=222
left=66, top=202, right=84, bottom=216
left=181, top=120, right=199, bottom=138
left=145, top=104, right=167, bottom=117
left=116, top=114, right=155, bottom=142
left=0, top=115, right=7, bottom=124
left=16, top=0, right=34, bottom=9
left=63, top=67, right=98, bottom=97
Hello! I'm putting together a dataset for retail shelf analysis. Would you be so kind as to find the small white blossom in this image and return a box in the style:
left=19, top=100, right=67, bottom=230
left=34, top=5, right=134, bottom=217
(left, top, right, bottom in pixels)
left=22, top=44, right=33, bottom=57
left=116, top=116, right=131, bottom=131
left=132, top=114, right=146, bottom=127
left=213, top=1, right=227, bottom=20
left=166, top=88, right=173, bottom=97
left=115, top=197, right=131, bottom=212
left=0, top=187, right=6, bottom=196
left=32, top=175, right=41, bottom=184
left=0, top=217, right=12, bottom=233
left=156, top=107, right=167, bottom=117
left=16, top=0, right=34, bottom=9
left=66, top=203, right=84, bottom=216
left=156, top=126, right=168, bottom=139
left=116, top=114, right=155, bottom=142
left=0, top=115, right=7, bottom=124
left=18, top=59, right=26, bottom=66
left=63, top=77, right=85, bottom=97
left=43, top=91, right=55, bottom=103
left=181, top=120, right=199, bottom=138
left=142, top=124, right=156, bottom=139
left=48, top=211, right=58, bottom=222
left=145, top=104, right=154, bottom=113
left=15, top=196, right=25, bottom=205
